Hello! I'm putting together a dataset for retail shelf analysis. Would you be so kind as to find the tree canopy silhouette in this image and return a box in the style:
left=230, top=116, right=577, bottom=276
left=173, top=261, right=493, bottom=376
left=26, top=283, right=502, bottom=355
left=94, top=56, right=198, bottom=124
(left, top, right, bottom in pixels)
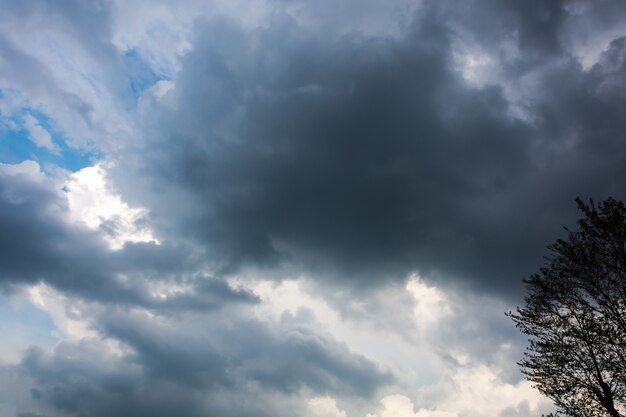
left=509, top=197, right=626, bottom=417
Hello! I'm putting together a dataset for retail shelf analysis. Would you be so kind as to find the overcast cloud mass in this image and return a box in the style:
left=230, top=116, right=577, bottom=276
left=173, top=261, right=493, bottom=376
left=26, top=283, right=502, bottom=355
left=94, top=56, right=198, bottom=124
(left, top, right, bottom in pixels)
left=0, top=0, right=625, bottom=416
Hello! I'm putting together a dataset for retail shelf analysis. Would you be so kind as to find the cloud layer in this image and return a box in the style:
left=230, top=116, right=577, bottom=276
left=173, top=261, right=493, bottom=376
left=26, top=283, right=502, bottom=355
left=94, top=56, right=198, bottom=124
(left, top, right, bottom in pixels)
left=1, top=0, right=625, bottom=416
left=112, top=1, right=626, bottom=296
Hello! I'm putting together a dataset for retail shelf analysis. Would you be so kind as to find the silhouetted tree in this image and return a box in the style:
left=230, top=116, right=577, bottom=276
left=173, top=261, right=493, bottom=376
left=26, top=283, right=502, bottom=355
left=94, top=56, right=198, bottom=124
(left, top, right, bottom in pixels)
left=509, top=198, right=626, bottom=417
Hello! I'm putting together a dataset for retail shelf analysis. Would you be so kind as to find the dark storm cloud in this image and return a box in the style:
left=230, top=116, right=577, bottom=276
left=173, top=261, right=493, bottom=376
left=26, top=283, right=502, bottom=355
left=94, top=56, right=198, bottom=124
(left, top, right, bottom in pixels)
left=3, top=1, right=626, bottom=416
left=0, top=169, right=257, bottom=310
left=122, top=2, right=626, bottom=296
left=131, top=12, right=534, bottom=293
left=18, top=308, right=392, bottom=417
left=0, top=171, right=111, bottom=295
left=21, top=343, right=211, bottom=417
left=100, top=308, right=391, bottom=396
left=444, top=0, right=570, bottom=61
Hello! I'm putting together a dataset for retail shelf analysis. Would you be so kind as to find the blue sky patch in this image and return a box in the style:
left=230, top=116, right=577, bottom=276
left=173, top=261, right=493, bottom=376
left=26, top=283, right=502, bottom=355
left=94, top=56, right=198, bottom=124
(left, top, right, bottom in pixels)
left=0, top=107, right=97, bottom=172
left=0, top=294, right=58, bottom=358
left=123, top=48, right=164, bottom=97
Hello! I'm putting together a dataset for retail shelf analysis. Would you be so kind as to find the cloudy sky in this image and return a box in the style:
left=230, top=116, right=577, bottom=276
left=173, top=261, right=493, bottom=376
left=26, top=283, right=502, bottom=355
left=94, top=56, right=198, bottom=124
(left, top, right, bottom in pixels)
left=1, top=0, right=626, bottom=416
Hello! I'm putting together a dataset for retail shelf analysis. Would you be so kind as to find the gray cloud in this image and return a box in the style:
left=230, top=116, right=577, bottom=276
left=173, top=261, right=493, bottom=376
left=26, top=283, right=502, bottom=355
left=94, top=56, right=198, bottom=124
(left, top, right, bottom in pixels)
left=0, top=165, right=392, bottom=414
left=0, top=169, right=257, bottom=311
left=18, top=307, right=392, bottom=417
left=3, top=1, right=626, bottom=416
left=112, top=3, right=626, bottom=297
left=125, top=13, right=525, bottom=289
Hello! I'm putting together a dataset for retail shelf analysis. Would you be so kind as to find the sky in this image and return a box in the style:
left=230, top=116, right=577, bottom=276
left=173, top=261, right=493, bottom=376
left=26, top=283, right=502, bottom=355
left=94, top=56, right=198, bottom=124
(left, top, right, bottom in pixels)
left=0, top=0, right=625, bottom=416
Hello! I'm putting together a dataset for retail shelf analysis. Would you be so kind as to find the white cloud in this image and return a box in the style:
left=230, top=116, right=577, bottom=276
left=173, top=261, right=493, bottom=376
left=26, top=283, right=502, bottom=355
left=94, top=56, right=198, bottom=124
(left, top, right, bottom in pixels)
left=150, top=79, right=175, bottom=100
left=137, top=79, right=176, bottom=114
left=0, top=5, right=136, bottom=155
left=0, top=160, right=43, bottom=179
left=368, top=394, right=457, bottom=417
left=252, top=274, right=553, bottom=417
left=22, top=114, right=59, bottom=153
left=308, top=396, right=347, bottom=417
left=28, top=283, right=97, bottom=342
left=419, top=362, right=551, bottom=417
left=26, top=284, right=129, bottom=361
left=65, top=164, right=156, bottom=249
left=368, top=361, right=551, bottom=417
left=452, top=43, right=495, bottom=87
left=249, top=276, right=440, bottom=386
left=406, top=274, right=452, bottom=328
